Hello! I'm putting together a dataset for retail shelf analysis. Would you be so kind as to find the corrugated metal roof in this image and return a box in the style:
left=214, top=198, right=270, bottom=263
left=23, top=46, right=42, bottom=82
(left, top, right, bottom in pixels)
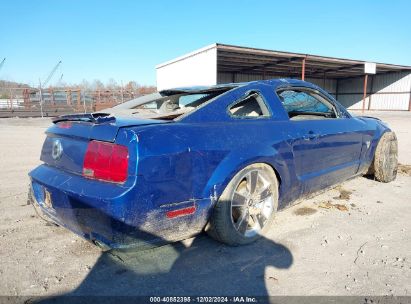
left=216, top=43, right=411, bottom=79
left=157, top=43, right=411, bottom=79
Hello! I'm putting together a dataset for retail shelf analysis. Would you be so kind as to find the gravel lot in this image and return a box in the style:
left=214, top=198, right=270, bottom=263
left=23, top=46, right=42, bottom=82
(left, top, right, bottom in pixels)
left=0, top=112, right=410, bottom=297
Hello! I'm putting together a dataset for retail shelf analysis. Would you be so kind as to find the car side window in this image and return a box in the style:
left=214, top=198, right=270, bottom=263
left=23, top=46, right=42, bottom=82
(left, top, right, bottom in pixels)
left=277, top=89, right=338, bottom=120
left=229, top=92, right=270, bottom=118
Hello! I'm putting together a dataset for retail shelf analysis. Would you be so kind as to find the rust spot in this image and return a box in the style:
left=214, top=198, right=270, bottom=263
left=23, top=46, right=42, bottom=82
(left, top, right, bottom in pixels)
left=294, top=207, right=317, bottom=216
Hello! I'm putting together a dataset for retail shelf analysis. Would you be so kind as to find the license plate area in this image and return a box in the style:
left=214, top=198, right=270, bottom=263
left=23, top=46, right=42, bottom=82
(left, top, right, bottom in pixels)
left=44, top=189, right=53, bottom=209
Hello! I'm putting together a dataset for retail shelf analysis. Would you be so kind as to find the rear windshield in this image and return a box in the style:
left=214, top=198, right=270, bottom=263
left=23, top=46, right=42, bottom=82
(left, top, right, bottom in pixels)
left=136, top=93, right=216, bottom=116
left=110, top=90, right=228, bottom=120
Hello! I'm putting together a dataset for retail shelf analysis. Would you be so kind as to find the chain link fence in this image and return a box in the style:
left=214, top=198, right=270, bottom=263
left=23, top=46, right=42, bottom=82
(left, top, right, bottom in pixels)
left=0, top=87, right=154, bottom=118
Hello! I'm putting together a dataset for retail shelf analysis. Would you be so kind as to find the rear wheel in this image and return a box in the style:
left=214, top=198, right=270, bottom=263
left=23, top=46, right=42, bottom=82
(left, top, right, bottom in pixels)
left=372, top=131, right=398, bottom=183
left=207, top=163, right=278, bottom=246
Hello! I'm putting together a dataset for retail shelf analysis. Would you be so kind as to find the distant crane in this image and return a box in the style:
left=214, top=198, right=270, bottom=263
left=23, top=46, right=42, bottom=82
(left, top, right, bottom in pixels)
left=57, top=73, right=64, bottom=86
left=38, top=60, right=62, bottom=117
left=41, top=60, right=62, bottom=88
left=0, top=58, right=5, bottom=72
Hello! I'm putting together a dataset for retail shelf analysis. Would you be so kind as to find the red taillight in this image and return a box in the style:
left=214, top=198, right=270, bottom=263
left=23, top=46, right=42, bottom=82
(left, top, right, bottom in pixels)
left=83, top=140, right=129, bottom=183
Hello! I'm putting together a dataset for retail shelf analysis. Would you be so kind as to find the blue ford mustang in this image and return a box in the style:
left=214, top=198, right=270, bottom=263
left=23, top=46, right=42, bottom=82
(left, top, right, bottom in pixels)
left=28, top=79, right=398, bottom=249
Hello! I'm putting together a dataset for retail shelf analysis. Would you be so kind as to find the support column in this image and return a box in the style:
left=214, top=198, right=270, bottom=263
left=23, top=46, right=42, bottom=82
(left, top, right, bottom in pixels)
left=362, top=74, right=368, bottom=113
left=335, top=79, right=339, bottom=100
left=408, top=78, right=411, bottom=111
left=367, top=75, right=374, bottom=110
left=301, top=57, right=306, bottom=81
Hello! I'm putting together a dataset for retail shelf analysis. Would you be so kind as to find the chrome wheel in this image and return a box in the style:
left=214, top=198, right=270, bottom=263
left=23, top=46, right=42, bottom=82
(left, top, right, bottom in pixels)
left=230, top=169, right=274, bottom=238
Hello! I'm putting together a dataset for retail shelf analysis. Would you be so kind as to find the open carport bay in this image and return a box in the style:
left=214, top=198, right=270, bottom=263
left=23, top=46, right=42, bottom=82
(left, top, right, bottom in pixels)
left=0, top=112, right=410, bottom=297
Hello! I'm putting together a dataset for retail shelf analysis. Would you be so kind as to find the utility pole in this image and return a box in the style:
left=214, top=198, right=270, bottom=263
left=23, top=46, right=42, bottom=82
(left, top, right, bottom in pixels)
left=38, top=78, right=44, bottom=118
left=121, top=80, right=124, bottom=103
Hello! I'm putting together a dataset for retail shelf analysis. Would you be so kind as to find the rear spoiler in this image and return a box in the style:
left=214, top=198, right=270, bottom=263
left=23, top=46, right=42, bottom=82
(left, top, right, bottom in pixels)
left=52, top=113, right=115, bottom=124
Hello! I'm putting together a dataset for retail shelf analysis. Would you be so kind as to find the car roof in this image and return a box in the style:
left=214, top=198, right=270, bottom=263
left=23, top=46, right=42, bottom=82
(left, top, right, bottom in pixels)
left=108, top=78, right=320, bottom=119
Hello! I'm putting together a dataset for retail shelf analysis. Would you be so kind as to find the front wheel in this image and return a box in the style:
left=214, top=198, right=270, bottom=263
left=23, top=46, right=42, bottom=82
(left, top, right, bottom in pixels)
left=372, top=131, right=398, bottom=183
left=207, top=163, right=279, bottom=246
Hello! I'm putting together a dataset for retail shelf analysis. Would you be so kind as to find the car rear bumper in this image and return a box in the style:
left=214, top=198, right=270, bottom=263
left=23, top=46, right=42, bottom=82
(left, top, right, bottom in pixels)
left=29, top=164, right=211, bottom=250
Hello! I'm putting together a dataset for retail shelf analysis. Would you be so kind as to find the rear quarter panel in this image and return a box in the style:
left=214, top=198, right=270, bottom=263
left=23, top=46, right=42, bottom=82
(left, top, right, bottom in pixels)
left=129, top=121, right=297, bottom=211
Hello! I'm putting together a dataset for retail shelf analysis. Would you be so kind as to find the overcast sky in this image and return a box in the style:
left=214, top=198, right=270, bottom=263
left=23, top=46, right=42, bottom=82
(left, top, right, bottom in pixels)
left=1, top=0, right=410, bottom=87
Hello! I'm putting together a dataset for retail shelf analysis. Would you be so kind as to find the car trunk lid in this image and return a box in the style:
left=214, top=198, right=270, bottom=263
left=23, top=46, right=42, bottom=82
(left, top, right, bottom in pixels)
left=40, top=113, right=168, bottom=176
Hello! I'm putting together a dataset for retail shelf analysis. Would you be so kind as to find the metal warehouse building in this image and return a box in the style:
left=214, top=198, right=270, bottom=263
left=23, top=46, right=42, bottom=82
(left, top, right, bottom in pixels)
left=156, top=43, right=411, bottom=111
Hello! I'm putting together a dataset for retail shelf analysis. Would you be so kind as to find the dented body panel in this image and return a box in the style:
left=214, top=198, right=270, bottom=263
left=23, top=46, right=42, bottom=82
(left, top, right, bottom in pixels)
left=28, top=79, right=391, bottom=249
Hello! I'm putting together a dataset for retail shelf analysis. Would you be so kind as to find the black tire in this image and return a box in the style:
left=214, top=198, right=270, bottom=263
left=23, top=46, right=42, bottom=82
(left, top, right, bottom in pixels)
left=207, top=163, right=279, bottom=246
left=372, top=131, right=398, bottom=183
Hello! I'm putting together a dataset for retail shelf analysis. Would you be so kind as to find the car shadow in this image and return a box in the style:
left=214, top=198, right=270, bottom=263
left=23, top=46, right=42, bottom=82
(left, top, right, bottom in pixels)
left=39, top=230, right=293, bottom=300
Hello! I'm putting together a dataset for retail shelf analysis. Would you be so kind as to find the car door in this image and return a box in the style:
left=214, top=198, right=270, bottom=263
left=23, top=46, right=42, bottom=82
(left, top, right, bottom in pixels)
left=277, top=87, right=365, bottom=195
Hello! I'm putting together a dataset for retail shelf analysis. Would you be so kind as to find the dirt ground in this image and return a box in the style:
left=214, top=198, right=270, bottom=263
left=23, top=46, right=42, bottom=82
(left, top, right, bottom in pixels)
left=0, top=112, right=410, bottom=297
